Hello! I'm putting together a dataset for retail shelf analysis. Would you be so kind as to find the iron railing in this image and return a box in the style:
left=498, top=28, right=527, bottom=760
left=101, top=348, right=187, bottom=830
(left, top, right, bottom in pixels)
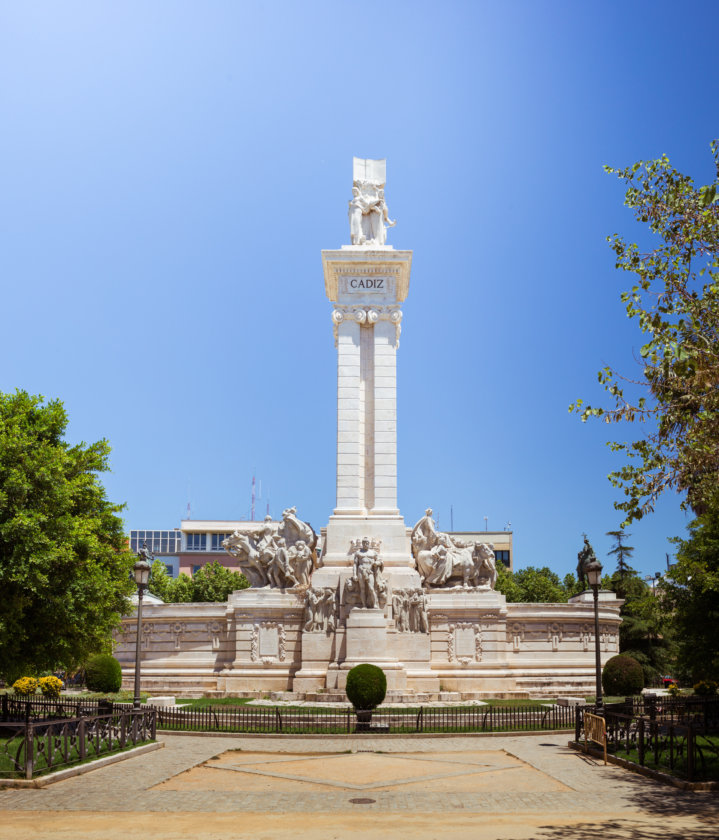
left=576, top=699, right=719, bottom=782
left=0, top=706, right=156, bottom=780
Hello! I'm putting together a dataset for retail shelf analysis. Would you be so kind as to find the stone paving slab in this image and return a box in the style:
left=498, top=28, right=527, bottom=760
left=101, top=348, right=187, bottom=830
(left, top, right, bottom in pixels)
left=1, top=733, right=717, bottom=839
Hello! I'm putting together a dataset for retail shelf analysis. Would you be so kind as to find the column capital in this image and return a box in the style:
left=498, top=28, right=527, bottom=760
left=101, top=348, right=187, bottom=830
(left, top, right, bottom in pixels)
left=331, top=305, right=403, bottom=346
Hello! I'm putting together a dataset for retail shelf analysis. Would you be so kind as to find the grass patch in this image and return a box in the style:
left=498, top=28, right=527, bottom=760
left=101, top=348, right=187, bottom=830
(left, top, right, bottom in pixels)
left=0, top=733, right=154, bottom=779
left=175, top=697, right=252, bottom=707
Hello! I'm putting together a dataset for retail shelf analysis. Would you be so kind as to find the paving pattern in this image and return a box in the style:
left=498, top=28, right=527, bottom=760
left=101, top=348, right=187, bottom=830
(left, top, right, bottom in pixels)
left=1, top=733, right=717, bottom=839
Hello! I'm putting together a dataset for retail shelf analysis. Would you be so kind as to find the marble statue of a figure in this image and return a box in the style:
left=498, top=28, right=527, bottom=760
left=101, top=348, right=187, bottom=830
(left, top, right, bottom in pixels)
left=344, top=537, right=388, bottom=609
left=304, top=586, right=338, bottom=632
left=222, top=507, right=316, bottom=589
left=348, top=172, right=396, bottom=247
left=411, top=510, right=497, bottom=589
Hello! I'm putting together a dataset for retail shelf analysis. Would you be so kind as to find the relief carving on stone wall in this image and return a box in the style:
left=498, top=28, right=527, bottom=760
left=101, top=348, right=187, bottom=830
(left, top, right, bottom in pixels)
left=508, top=622, right=524, bottom=653
left=222, top=507, right=318, bottom=589
left=305, top=587, right=338, bottom=633
left=411, top=509, right=497, bottom=589
left=391, top=588, right=429, bottom=633
left=447, top=623, right=482, bottom=665
left=250, top=622, right=286, bottom=664
left=548, top=622, right=562, bottom=652
left=343, top=537, right=388, bottom=609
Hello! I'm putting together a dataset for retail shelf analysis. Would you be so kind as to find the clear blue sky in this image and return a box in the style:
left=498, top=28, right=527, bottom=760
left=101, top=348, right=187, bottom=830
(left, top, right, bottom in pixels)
left=2, top=1, right=717, bottom=580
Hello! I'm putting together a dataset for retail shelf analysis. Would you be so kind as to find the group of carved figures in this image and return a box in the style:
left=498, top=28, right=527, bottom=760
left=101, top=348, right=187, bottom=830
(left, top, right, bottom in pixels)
left=222, top=507, right=317, bottom=589
left=348, top=179, right=396, bottom=246
left=392, top=588, right=429, bottom=634
left=411, top=509, right=497, bottom=589
left=223, top=506, right=498, bottom=594
left=304, top=587, right=337, bottom=633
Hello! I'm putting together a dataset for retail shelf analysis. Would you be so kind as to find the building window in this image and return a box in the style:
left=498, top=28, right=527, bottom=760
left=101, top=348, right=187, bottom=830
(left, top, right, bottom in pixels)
left=192, top=565, right=202, bottom=575
left=164, top=563, right=174, bottom=576
left=211, top=533, right=230, bottom=552
left=186, top=533, right=206, bottom=551
left=494, top=550, right=511, bottom=567
left=129, top=530, right=182, bottom=555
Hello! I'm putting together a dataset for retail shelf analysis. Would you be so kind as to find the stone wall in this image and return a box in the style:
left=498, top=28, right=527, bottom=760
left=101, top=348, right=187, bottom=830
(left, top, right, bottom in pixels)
left=117, top=589, right=621, bottom=699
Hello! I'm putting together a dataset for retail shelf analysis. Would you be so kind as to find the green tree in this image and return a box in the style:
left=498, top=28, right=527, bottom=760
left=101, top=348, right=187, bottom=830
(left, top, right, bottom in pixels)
left=0, top=391, right=134, bottom=681
left=496, top=564, right=579, bottom=603
left=662, top=509, right=719, bottom=681
left=147, top=560, right=248, bottom=602
left=190, top=561, right=249, bottom=601
left=571, top=142, right=719, bottom=524
left=606, top=530, right=636, bottom=595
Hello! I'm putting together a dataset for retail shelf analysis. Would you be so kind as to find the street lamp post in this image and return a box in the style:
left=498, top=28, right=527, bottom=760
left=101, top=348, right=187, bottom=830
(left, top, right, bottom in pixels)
left=586, top=558, right=604, bottom=716
left=132, top=542, right=152, bottom=709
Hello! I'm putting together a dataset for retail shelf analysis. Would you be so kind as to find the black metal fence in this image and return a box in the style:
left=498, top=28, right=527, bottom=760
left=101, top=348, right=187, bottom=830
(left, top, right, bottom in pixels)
left=0, top=706, right=156, bottom=780
left=576, top=697, right=719, bottom=782
left=154, top=702, right=576, bottom=734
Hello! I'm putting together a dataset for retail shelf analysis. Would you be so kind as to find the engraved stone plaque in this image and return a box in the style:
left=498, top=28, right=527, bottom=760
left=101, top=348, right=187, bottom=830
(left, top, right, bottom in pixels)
left=455, top=627, right=476, bottom=659
left=259, top=625, right=279, bottom=658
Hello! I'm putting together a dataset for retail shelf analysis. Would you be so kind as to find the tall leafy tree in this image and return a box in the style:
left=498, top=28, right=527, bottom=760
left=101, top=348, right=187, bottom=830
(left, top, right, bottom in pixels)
left=0, top=391, right=134, bottom=680
left=662, top=510, right=719, bottom=681
left=606, top=529, right=636, bottom=598
left=571, top=142, right=719, bottom=524
left=148, top=559, right=248, bottom=602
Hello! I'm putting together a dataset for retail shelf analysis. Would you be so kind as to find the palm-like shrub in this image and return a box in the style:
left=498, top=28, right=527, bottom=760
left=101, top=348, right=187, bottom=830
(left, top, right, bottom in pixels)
left=602, top=654, right=644, bottom=696
left=85, top=654, right=122, bottom=693
left=345, top=664, right=387, bottom=710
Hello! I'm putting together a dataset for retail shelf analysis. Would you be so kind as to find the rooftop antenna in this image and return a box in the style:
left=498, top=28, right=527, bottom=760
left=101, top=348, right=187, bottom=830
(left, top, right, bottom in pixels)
left=484, top=515, right=488, bottom=532
left=251, top=473, right=256, bottom=522
left=450, top=505, right=454, bottom=531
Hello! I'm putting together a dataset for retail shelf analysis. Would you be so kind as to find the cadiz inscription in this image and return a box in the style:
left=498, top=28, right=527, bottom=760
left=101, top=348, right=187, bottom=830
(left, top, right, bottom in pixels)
left=342, top=276, right=392, bottom=293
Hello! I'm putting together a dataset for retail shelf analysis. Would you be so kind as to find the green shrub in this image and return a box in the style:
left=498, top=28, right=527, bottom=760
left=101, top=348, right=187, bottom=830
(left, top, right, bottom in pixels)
left=38, top=675, right=63, bottom=698
left=693, top=679, right=718, bottom=697
left=84, top=654, right=122, bottom=693
left=345, top=664, right=387, bottom=710
left=602, top=654, right=644, bottom=696
left=12, top=676, right=38, bottom=696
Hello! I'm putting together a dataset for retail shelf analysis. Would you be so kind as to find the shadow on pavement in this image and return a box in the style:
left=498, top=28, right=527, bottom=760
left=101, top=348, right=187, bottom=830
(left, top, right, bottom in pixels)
left=504, top=821, right=719, bottom=840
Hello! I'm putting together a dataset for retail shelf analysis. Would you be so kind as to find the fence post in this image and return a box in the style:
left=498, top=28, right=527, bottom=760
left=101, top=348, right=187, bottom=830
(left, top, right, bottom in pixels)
left=24, top=723, right=34, bottom=780
left=151, top=708, right=157, bottom=739
left=78, top=717, right=86, bottom=760
left=687, top=723, right=695, bottom=781
left=416, top=707, right=423, bottom=733
left=275, top=708, right=282, bottom=733
left=637, top=717, right=645, bottom=766
left=1, top=693, right=7, bottom=721
left=575, top=707, right=582, bottom=743
left=347, top=708, right=351, bottom=734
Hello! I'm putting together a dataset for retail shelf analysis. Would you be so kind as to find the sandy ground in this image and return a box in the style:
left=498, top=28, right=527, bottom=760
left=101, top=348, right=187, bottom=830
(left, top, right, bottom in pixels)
left=2, top=810, right=717, bottom=840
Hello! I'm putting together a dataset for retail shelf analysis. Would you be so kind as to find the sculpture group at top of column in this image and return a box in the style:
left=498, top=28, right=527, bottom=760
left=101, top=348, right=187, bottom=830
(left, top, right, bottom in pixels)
left=348, top=157, right=396, bottom=247
left=222, top=506, right=317, bottom=589
left=411, top=509, right=497, bottom=590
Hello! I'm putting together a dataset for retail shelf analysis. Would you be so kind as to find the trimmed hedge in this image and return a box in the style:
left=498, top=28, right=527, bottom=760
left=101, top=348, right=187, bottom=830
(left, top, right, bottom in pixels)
left=602, top=654, right=644, bottom=696
left=345, top=663, right=387, bottom=710
left=85, top=654, right=122, bottom=694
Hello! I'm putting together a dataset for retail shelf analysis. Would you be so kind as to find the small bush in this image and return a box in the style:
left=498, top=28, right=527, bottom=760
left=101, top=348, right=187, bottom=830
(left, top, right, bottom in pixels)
left=667, top=682, right=681, bottom=697
left=38, top=675, right=63, bottom=698
left=602, top=654, right=644, bottom=696
left=84, top=654, right=122, bottom=694
left=12, top=676, right=38, bottom=696
left=693, top=679, right=718, bottom=697
left=345, top=664, right=387, bottom=710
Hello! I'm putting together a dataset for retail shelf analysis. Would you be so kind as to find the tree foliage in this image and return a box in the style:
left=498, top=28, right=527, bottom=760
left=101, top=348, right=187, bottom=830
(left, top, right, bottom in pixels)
left=571, top=142, right=719, bottom=524
left=148, top=560, right=249, bottom=603
left=0, top=391, right=134, bottom=681
left=662, top=509, right=719, bottom=682
left=495, top=564, right=580, bottom=603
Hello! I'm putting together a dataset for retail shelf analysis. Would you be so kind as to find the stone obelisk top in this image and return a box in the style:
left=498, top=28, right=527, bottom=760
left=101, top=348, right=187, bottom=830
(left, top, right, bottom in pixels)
left=318, top=159, right=415, bottom=579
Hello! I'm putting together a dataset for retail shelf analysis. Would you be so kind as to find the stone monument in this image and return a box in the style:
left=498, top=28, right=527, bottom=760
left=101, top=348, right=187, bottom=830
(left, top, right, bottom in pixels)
left=116, top=158, right=623, bottom=700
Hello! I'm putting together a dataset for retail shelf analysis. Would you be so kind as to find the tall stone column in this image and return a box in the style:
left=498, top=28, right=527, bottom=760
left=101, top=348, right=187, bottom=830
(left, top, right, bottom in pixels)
left=318, top=248, right=414, bottom=575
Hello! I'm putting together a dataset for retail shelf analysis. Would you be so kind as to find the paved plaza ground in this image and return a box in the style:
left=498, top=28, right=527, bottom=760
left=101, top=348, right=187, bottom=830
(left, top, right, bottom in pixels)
left=0, top=732, right=716, bottom=839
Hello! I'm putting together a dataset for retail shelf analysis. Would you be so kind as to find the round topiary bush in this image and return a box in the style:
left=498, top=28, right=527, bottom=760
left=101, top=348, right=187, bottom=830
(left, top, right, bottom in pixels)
left=602, top=654, right=644, bottom=696
left=12, top=676, right=38, bottom=696
left=38, top=675, right=63, bottom=698
left=345, top=663, right=387, bottom=710
left=84, top=654, right=122, bottom=694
